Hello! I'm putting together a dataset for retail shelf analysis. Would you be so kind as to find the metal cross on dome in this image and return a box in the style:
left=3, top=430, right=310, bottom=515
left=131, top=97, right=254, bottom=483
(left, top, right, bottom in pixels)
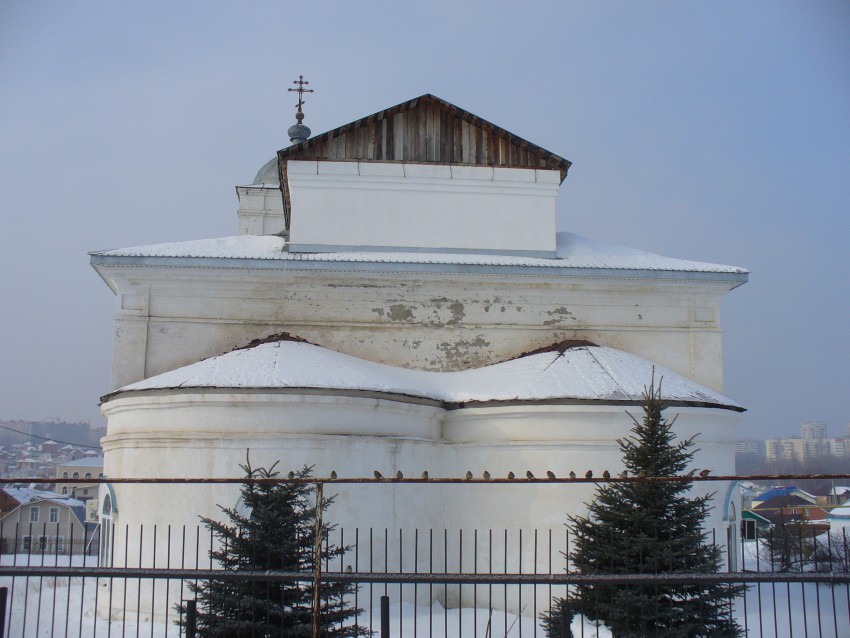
left=288, top=75, right=314, bottom=120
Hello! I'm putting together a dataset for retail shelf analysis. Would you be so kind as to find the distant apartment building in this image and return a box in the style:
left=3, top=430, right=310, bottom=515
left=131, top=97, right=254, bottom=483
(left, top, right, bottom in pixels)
left=736, top=439, right=762, bottom=455
left=762, top=421, right=850, bottom=463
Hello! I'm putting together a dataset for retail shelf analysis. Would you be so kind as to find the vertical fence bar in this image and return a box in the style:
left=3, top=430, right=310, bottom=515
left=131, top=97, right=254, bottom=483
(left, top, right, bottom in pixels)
left=185, top=599, right=196, bottom=638
left=428, top=528, right=433, bottom=638
left=518, top=528, right=523, bottom=638
left=355, top=527, right=360, bottom=635
left=137, top=523, right=144, bottom=637
left=399, top=528, right=404, bottom=638
left=92, top=523, right=100, bottom=638
left=165, top=525, right=172, bottom=638
left=488, top=528, right=493, bottom=635
left=414, top=529, right=419, bottom=638
left=63, top=522, right=71, bottom=638
left=503, top=529, right=508, bottom=635
left=443, top=528, right=448, bottom=638
left=312, top=482, right=324, bottom=638
left=34, top=522, right=44, bottom=638
left=458, top=528, right=463, bottom=638
left=473, top=529, right=478, bottom=638
left=369, top=528, right=374, bottom=633
left=533, top=529, right=538, bottom=638
left=380, top=595, right=390, bottom=638
left=0, top=586, right=7, bottom=638
left=151, top=524, right=158, bottom=637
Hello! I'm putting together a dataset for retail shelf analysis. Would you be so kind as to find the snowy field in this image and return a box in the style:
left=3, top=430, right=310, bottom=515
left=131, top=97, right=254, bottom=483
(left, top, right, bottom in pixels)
left=0, top=555, right=848, bottom=637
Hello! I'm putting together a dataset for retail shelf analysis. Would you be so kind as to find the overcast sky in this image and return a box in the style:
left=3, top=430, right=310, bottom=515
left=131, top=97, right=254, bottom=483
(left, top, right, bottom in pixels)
left=1, top=1, right=847, bottom=440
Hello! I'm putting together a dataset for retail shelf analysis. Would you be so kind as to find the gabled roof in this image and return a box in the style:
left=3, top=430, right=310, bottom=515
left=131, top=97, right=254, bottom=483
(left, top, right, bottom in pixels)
left=104, top=336, right=743, bottom=411
left=275, top=94, right=572, bottom=229
left=1, top=487, right=46, bottom=505
left=754, top=487, right=817, bottom=504
left=751, top=494, right=827, bottom=525
left=829, top=505, right=850, bottom=519
left=278, top=94, right=571, bottom=179
left=742, top=510, right=772, bottom=526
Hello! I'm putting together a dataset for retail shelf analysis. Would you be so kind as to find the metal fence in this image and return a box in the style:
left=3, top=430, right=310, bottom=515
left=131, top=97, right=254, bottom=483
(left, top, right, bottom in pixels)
left=0, top=475, right=848, bottom=637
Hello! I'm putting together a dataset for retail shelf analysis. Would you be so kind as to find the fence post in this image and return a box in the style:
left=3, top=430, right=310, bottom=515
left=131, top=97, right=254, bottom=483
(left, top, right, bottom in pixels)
left=380, top=595, right=390, bottom=638
left=185, top=599, right=197, bottom=638
left=560, top=600, right=573, bottom=638
left=0, top=586, right=7, bottom=638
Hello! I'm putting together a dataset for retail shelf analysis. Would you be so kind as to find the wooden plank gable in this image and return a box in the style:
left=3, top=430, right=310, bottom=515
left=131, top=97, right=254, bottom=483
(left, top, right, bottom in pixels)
left=276, top=94, right=570, bottom=230
left=279, top=95, right=570, bottom=177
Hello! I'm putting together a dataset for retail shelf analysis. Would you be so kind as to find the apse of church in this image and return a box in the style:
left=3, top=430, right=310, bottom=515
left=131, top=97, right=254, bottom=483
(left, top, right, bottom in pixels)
left=91, top=87, right=747, bottom=619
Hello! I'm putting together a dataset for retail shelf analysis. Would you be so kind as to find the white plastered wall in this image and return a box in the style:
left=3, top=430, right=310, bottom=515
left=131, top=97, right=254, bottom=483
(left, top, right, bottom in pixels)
left=287, top=161, right=560, bottom=256
left=100, top=391, right=741, bottom=619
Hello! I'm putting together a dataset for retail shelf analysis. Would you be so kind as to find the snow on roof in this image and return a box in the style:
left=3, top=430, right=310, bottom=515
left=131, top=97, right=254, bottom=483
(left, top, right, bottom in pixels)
left=1, top=488, right=84, bottom=508
left=2, top=487, right=47, bottom=504
left=108, top=339, right=742, bottom=410
left=754, top=488, right=818, bottom=505
left=91, top=232, right=747, bottom=275
left=829, top=506, right=850, bottom=519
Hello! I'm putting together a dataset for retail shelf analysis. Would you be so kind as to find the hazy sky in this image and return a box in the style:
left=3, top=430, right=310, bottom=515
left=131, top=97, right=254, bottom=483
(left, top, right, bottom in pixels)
left=1, top=1, right=847, bottom=440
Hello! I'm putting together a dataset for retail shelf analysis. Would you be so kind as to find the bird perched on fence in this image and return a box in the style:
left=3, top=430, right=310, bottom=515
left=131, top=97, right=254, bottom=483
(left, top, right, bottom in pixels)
left=288, top=471, right=295, bottom=479
left=421, top=471, right=429, bottom=480
left=546, top=471, right=556, bottom=480
left=507, top=471, right=516, bottom=480
left=619, top=471, right=628, bottom=479
left=465, top=471, right=473, bottom=480
left=568, top=471, right=576, bottom=480
left=483, top=470, right=491, bottom=480
left=602, top=470, right=611, bottom=479
left=396, top=471, right=404, bottom=480
left=585, top=470, right=593, bottom=479
left=330, top=470, right=337, bottom=480
left=374, top=470, right=382, bottom=479
left=526, top=471, right=535, bottom=480
left=699, top=469, right=711, bottom=478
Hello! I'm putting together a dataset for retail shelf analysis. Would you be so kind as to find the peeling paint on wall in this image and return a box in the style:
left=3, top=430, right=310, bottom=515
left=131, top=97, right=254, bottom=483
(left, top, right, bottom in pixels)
left=447, top=302, right=465, bottom=325
left=543, top=306, right=576, bottom=326
left=387, top=304, right=415, bottom=322
left=433, top=335, right=493, bottom=370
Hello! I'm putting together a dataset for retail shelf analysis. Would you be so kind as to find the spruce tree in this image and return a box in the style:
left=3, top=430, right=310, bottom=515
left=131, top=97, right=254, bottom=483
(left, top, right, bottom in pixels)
left=177, top=457, right=367, bottom=638
left=544, top=379, right=743, bottom=638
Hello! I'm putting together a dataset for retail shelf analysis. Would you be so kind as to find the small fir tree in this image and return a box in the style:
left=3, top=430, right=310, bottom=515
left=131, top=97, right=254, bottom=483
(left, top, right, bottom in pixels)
left=177, top=457, right=367, bottom=638
left=544, top=379, right=743, bottom=638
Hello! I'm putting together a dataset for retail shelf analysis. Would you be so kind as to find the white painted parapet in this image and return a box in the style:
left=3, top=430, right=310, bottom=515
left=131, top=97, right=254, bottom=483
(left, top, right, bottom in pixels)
left=287, top=161, right=560, bottom=256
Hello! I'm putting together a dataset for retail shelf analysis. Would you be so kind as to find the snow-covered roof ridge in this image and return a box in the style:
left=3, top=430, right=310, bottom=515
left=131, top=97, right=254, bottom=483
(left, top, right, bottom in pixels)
left=829, top=506, right=850, bottom=519
left=107, top=339, right=743, bottom=411
left=90, top=232, right=747, bottom=275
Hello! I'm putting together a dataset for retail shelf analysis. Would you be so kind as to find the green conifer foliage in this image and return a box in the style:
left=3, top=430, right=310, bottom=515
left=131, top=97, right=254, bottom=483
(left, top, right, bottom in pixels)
left=176, top=458, right=368, bottom=638
left=544, top=380, right=743, bottom=638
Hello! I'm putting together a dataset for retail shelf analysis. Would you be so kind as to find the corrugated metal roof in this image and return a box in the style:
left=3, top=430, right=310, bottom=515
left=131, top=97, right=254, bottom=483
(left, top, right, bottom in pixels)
left=91, top=232, right=747, bottom=275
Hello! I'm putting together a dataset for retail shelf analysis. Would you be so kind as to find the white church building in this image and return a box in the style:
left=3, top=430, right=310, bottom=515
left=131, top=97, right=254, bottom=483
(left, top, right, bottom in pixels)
left=91, top=93, right=747, bottom=617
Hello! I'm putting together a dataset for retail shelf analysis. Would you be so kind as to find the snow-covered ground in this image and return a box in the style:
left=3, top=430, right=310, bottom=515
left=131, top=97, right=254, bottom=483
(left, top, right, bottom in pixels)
left=0, top=554, right=847, bottom=637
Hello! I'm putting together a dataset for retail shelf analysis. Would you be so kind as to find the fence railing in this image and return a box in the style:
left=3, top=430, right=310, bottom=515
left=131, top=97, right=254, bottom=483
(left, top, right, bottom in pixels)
left=0, top=474, right=848, bottom=637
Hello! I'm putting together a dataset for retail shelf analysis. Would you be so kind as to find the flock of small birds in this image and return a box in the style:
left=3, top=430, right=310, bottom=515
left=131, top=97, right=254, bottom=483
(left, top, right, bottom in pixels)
left=323, top=469, right=714, bottom=480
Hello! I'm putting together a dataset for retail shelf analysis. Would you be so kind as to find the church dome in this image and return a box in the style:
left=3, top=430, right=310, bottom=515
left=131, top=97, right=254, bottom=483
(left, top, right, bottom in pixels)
left=252, top=157, right=279, bottom=185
